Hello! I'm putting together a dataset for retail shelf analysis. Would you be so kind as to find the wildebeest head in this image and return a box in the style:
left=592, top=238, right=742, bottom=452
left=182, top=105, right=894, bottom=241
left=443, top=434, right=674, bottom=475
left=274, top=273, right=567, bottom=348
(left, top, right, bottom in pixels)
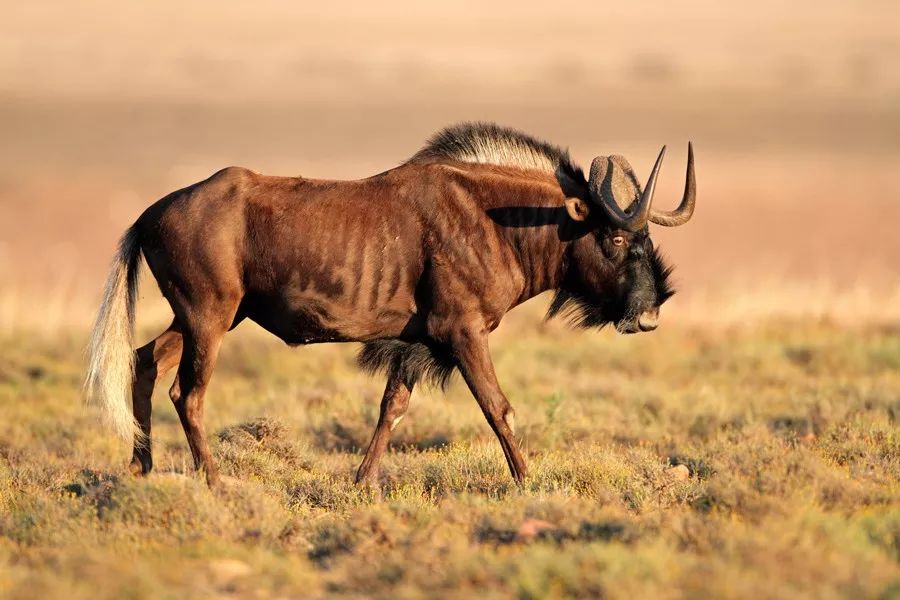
left=551, top=144, right=696, bottom=333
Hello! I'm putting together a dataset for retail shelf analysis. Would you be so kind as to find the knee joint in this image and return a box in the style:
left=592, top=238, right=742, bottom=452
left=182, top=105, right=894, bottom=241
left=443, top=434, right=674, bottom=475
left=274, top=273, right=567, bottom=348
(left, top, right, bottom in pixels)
left=384, top=402, right=409, bottom=426
left=502, top=408, right=516, bottom=434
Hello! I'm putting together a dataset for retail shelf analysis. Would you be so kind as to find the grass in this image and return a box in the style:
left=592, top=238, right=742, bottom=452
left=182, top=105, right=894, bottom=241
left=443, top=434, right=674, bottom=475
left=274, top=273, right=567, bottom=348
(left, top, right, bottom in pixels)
left=1, top=312, right=899, bottom=599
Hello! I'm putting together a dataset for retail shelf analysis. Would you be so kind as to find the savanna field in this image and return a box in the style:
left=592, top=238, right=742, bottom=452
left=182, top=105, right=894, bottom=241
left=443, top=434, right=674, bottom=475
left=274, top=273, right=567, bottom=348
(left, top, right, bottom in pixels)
left=2, top=304, right=899, bottom=599
left=2, top=1, right=900, bottom=598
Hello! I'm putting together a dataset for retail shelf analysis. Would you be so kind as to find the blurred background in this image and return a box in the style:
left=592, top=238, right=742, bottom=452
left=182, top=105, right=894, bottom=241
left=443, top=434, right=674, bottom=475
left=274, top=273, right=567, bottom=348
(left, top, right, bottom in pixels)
left=1, top=0, right=898, bottom=332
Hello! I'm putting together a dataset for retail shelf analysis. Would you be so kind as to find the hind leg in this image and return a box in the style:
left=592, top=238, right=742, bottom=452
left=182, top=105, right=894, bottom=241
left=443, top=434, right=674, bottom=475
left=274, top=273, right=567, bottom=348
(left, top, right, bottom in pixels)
left=170, top=305, right=237, bottom=487
left=355, top=367, right=413, bottom=486
left=129, top=322, right=183, bottom=476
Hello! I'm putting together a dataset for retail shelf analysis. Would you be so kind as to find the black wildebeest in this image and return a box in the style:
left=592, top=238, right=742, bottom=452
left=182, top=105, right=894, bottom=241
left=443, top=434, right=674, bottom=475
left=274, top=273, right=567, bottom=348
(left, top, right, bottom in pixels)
left=85, top=122, right=695, bottom=487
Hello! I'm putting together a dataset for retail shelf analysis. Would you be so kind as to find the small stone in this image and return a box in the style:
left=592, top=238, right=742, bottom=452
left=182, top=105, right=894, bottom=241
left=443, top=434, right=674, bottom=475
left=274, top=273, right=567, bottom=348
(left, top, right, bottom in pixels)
left=208, top=558, right=252, bottom=581
left=666, top=464, right=691, bottom=481
left=515, top=519, right=556, bottom=541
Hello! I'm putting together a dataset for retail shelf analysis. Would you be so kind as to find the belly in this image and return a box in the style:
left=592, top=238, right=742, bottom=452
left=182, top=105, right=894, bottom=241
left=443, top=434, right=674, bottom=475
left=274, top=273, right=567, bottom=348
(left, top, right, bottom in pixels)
left=240, top=291, right=422, bottom=345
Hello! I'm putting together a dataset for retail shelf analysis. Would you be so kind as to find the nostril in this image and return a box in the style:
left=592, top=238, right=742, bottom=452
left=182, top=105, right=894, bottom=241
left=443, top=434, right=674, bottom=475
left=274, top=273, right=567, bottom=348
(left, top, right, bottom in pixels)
left=638, top=309, right=659, bottom=331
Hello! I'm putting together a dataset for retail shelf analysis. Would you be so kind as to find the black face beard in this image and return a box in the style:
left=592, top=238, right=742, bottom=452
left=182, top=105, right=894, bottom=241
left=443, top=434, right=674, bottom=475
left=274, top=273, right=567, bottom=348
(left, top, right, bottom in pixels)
left=545, top=286, right=617, bottom=330
left=547, top=247, right=676, bottom=330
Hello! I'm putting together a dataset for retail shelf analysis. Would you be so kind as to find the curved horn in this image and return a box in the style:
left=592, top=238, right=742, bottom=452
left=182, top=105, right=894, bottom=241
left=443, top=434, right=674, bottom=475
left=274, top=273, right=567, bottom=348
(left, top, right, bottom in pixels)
left=590, top=146, right=665, bottom=232
left=649, top=142, right=696, bottom=227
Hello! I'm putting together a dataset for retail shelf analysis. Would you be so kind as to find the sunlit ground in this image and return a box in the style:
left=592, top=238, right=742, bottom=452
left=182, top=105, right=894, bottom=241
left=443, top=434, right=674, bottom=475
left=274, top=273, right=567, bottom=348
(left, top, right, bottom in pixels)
left=2, top=306, right=898, bottom=598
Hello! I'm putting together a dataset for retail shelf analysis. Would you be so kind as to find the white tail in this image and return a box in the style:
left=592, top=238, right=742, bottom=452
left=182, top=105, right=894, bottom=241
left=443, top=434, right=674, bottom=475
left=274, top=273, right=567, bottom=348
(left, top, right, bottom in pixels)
left=84, top=225, right=143, bottom=441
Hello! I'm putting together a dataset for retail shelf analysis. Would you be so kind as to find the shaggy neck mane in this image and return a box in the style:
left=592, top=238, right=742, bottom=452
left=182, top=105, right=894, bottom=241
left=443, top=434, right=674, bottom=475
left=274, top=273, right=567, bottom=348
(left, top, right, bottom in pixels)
left=411, top=122, right=586, bottom=188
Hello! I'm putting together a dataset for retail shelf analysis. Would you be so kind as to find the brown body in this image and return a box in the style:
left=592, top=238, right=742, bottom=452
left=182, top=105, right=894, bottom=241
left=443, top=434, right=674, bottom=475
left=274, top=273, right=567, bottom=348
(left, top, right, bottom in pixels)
left=143, top=162, right=570, bottom=346
left=85, top=123, right=695, bottom=487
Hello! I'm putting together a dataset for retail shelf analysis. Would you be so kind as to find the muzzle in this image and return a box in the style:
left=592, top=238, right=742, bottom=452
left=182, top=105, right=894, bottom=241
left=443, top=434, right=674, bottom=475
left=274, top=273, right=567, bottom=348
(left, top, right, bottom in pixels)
left=617, top=306, right=659, bottom=334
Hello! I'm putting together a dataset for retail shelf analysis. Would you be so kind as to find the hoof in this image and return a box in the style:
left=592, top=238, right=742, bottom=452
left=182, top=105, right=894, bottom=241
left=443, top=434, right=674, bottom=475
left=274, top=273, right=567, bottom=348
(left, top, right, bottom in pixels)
left=354, top=477, right=383, bottom=500
left=203, top=469, right=223, bottom=490
left=128, top=457, right=151, bottom=477
left=210, top=475, right=242, bottom=493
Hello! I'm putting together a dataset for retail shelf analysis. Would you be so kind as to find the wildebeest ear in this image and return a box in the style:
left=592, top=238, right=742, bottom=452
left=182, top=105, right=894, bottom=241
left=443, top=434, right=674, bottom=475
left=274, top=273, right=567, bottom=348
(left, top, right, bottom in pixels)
left=565, top=197, right=591, bottom=221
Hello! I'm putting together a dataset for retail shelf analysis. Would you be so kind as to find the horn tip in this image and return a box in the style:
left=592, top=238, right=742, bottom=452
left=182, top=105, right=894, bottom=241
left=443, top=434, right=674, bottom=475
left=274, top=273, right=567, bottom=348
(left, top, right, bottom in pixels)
left=654, top=145, right=667, bottom=164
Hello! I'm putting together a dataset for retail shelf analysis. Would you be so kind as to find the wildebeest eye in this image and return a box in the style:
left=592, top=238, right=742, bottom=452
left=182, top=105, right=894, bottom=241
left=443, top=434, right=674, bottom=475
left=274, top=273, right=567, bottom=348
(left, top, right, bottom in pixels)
left=612, top=235, right=626, bottom=247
